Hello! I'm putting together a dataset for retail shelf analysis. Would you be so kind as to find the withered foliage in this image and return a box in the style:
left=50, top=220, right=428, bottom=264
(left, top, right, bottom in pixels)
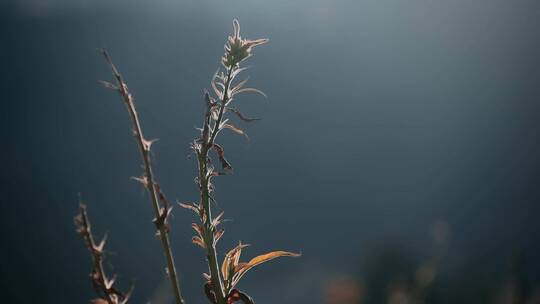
left=75, top=204, right=132, bottom=304
left=75, top=19, right=299, bottom=304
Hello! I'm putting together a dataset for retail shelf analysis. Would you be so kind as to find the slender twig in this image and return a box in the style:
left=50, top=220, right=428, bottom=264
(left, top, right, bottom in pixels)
left=75, top=203, right=132, bottom=304
left=99, top=49, right=185, bottom=304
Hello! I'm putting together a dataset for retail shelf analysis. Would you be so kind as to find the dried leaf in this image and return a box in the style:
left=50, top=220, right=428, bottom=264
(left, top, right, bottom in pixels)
left=222, top=242, right=250, bottom=287
left=212, top=212, right=225, bottom=228
left=211, top=143, right=233, bottom=171
left=222, top=123, right=248, bottom=140
left=218, top=118, right=230, bottom=130
left=232, top=87, right=267, bottom=98
left=245, top=251, right=301, bottom=270
left=211, top=107, right=220, bottom=121
left=212, top=70, right=224, bottom=100
left=233, top=19, right=241, bottom=39
left=192, top=223, right=204, bottom=239
left=231, top=251, right=300, bottom=287
left=244, top=38, right=269, bottom=49
left=231, top=78, right=249, bottom=93
left=192, top=236, right=206, bottom=248
left=214, top=229, right=225, bottom=243
left=230, top=67, right=249, bottom=81
left=178, top=202, right=200, bottom=215
left=228, top=107, right=261, bottom=122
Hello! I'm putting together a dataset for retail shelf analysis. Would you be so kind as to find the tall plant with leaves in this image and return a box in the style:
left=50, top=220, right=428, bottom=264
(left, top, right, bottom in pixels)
left=182, top=19, right=300, bottom=304
left=76, top=20, right=299, bottom=304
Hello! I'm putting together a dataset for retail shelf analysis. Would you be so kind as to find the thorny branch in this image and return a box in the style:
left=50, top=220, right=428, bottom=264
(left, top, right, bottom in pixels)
left=75, top=203, right=132, bottom=304
left=99, top=49, right=185, bottom=304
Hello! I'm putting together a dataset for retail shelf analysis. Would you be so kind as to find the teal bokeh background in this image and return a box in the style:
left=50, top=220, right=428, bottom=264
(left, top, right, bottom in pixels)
left=1, top=1, right=539, bottom=303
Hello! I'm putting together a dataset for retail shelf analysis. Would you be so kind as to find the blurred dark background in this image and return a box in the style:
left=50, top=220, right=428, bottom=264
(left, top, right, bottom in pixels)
left=1, top=0, right=540, bottom=303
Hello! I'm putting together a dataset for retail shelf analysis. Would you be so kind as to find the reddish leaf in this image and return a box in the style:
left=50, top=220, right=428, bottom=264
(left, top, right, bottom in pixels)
left=222, top=123, right=249, bottom=140
left=231, top=250, right=300, bottom=288
left=222, top=242, right=250, bottom=290
left=178, top=202, right=201, bottom=215
left=192, top=236, right=206, bottom=248
left=211, top=143, right=233, bottom=171
left=214, top=229, right=225, bottom=243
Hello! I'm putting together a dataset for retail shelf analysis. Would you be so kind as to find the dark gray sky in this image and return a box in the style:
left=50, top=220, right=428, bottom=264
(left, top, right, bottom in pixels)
left=1, top=1, right=540, bottom=303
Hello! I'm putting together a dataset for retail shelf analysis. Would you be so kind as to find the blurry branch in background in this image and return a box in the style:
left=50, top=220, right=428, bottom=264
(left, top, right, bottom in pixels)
left=322, top=221, right=450, bottom=304
left=182, top=19, right=300, bottom=304
left=380, top=221, right=450, bottom=304
left=323, top=275, right=363, bottom=304
left=74, top=203, right=133, bottom=304
left=98, top=49, right=185, bottom=304
left=381, top=221, right=450, bottom=304
left=410, top=220, right=450, bottom=304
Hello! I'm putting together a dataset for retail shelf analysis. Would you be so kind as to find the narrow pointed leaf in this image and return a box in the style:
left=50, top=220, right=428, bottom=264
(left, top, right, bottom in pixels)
left=222, top=242, right=249, bottom=285
left=211, top=212, right=225, bottom=228
left=233, top=87, right=267, bottom=98
left=230, top=67, right=249, bottom=80
left=222, top=123, right=249, bottom=140
left=232, top=251, right=300, bottom=287
left=231, top=78, right=249, bottom=93
left=178, top=202, right=200, bottom=215
left=192, top=236, right=206, bottom=248
left=214, top=229, right=225, bottom=244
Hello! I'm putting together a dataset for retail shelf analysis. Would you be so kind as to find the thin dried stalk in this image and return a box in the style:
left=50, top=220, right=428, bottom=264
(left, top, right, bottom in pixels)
left=99, top=49, right=185, bottom=304
left=75, top=203, right=132, bottom=304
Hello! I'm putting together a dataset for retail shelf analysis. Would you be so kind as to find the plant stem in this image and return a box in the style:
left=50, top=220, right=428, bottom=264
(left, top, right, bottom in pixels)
left=77, top=204, right=117, bottom=304
left=197, top=66, right=234, bottom=304
left=100, top=49, right=185, bottom=304
left=198, top=150, right=226, bottom=304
